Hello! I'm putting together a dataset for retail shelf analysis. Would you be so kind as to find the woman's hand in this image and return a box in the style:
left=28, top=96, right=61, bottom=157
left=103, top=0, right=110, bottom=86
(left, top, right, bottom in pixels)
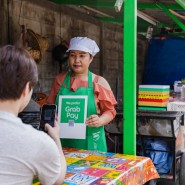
left=86, top=114, right=101, bottom=127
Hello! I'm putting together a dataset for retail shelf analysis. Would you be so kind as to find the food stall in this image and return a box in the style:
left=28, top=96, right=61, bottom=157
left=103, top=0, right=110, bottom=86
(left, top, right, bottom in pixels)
left=33, top=0, right=185, bottom=184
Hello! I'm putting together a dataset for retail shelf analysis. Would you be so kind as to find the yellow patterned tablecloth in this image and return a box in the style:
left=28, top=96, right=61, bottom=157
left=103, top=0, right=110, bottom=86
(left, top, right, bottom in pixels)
left=33, top=147, right=159, bottom=185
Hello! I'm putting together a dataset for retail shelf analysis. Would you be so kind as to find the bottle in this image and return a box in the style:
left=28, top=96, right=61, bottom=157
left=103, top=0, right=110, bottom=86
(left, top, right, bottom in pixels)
left=146, top=26, right=153, bottom=40
left=181, top=85, right=185, bottom=99
left=174, top=81, right=181, bottom=93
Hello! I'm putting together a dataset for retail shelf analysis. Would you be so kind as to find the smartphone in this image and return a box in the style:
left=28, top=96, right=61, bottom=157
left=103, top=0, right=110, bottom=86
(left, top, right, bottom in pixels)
left=39, top=104, right=57, bottom=132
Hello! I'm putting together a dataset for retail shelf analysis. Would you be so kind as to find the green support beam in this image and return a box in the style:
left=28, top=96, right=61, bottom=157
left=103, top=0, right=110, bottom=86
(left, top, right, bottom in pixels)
left=176, top=0, right=185, bottom=10
left=138, top=3, right=184, bottom=10
left=50, top=0, right=185, bottom=10
left=123, top=0, right=137, bottom=155
left=157, top=2, right=185, bottom=31
left=169, top=32, right=185, bottom=36
left=50, top=0, right=183, bottom=31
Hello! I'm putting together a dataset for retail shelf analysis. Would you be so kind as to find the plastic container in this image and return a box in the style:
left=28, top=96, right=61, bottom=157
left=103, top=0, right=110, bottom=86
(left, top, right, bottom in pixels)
left=181, top=85, right=185, bottom=99
left=174, top=81, right=181, bottom=93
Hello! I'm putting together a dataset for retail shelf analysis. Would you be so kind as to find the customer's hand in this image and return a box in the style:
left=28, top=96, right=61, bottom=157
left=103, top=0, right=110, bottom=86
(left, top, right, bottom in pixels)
left=45, top=117, right=60, bottom=143
left=86, top=114, right=101, bottom=127
left=45, top=117, right=66, bottom=185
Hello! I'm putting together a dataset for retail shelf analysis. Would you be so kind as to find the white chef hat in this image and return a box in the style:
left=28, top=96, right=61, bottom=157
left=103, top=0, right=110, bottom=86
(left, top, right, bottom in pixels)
left=67, top=37, right=100, bottom=56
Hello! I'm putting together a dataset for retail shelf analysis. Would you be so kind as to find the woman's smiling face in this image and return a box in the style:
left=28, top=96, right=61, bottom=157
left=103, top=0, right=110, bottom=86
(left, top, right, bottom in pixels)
left=69, top=50, right=93, bottom=74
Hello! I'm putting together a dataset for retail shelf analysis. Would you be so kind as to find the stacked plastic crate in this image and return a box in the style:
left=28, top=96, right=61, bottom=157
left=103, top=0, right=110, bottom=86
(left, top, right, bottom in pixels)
left=138, top=85, right=170, bottom=111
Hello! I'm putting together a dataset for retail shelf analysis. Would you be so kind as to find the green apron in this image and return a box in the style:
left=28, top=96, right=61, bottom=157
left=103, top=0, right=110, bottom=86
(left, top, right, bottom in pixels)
left=55, top=71, right=107, bottom=152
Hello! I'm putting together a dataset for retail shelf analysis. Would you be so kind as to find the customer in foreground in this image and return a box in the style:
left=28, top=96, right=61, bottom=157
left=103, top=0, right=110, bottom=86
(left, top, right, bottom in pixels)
left=0, top=45, right=66, bottom=185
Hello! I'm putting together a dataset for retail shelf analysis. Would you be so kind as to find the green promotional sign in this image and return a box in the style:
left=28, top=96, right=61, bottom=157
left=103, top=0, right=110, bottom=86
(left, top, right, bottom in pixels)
left=58, top=95, right=87, bottom=138
left=59, top=95, right=88, bottom=124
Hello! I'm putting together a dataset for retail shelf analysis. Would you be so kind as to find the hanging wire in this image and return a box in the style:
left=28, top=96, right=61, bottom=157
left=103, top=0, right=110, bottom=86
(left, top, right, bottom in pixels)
left=18, top=0, right=23, bottom=25
left=60, top=5, right=62, bottom=41
left=7, top=0, right=10, bottom=43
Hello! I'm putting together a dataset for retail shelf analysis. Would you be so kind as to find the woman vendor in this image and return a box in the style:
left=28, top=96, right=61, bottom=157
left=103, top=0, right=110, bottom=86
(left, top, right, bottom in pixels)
left=47, top=37, right=117, bottom=152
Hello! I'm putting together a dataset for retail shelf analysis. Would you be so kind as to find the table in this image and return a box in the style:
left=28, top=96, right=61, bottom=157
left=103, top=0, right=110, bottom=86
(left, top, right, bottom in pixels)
left=33, top=147, right=159, bottom=185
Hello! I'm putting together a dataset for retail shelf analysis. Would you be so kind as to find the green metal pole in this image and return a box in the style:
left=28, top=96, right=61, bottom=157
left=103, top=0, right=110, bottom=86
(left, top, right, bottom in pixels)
left=123, top=0, right=137, bottom=155
left=157, top=2, right=185, bottom=31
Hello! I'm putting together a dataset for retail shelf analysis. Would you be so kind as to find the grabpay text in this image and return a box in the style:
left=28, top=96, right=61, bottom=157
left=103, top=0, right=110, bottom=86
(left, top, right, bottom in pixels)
left=65, top=106, right=80, bottom=120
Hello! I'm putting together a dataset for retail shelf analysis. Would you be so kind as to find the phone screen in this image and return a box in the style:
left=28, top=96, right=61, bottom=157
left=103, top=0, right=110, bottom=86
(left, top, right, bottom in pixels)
left=44, top=109, right=53, bottom=121
left=39, top=104, right=57, bottom=132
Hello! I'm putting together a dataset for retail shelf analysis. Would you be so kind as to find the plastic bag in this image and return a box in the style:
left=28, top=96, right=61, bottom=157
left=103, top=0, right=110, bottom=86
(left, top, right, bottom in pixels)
left=145, top=140, right=173, bottom=174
